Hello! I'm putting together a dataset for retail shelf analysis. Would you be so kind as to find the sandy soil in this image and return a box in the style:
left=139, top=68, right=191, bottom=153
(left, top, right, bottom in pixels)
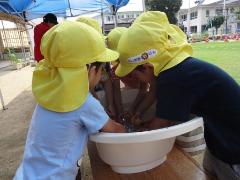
left=0, top=65, right=93, bottom=180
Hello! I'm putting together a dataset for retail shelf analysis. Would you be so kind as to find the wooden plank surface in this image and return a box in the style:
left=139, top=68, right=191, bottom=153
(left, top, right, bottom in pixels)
left=87, top=141, right=216, bottom=180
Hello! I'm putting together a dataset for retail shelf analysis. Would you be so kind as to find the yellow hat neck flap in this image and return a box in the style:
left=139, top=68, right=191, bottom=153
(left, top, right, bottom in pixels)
left=116, top=11, right=192, bottom=77
left=33, top=21, right=119, bottom=112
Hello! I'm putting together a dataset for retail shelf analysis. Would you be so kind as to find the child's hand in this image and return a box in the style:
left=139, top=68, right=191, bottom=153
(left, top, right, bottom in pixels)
left=121, top=111, right=133, bottom=121
left=130, top=114, right=142, bottom=126
left=114, top=121, right=127, bottom=133
left=120, top=111, right=142, bottom=126
left=101, top=119, right=126, bottom=133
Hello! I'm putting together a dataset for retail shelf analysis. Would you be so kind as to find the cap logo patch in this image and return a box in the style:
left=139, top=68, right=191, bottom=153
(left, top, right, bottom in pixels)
left=128, top=49, right=157, bottom=63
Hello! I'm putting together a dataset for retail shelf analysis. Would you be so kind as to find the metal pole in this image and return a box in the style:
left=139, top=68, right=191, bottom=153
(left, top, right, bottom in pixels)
left=187, top=0, right=191, bottom=36
left=223, top=0, right=227, bottom=34
left=16, top=23, right=27, bottom=62
left=142, top=0, right=146, bottom=12
left=25, top=24, right=34, bottom=59
left=0, top=88, right=7, bottom=110
left=114, top=13, right=118, bottom=28
left=101, top=0, right=105, bottom=34
left=111, top=5, right=118, bottom=28
left=1, top=20, right=9, bottom=60
left=67, top=0, right=73, bottom=17
left=1, top=20, right=8, bottom=47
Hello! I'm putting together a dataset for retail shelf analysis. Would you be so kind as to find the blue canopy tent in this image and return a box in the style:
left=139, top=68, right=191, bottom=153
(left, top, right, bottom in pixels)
left=0, top=0, right=129, bottom=21
left=0, top=0, right=32, bottom=19
left=0, top=0, right=130, bottom=109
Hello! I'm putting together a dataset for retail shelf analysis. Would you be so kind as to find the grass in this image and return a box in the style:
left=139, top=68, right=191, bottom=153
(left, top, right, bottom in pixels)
left=192, top=41, right=240, bottom=84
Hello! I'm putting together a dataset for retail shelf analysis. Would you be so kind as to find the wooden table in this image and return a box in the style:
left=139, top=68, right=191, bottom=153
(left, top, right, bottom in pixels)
left=87, top=142, right=216, bottom=180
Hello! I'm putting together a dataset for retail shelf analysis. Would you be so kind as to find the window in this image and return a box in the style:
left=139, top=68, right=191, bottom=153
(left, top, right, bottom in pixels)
left=237, top=23, right=240, bottom=32
left=190, top=26, right=197, bottom=33
left=184, top=27, right=187, bottom=33
left=201, top=25, right=207, bottom=32
left=181, top=14, right=187, bottom=21
left=230, top=7, right=234, bottom=13
left=190, top=12, right=198, bottom=20
left=206, top=10, right=209, bottom=17
left=215, top=9, right=223, bottom=16
left=106, top=15, right=113, bottom=22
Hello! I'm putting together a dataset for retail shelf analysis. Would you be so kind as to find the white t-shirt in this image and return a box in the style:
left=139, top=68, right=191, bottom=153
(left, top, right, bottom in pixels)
left=14, top=93, right=108, bottom=180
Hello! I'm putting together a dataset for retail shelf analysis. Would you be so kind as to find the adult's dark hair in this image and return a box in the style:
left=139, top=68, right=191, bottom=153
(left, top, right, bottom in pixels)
left=43, top=13, right=58, bottom=24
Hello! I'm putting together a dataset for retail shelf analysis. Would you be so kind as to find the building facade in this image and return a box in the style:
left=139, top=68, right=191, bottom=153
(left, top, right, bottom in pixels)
left=93, top=11, right=143, bottom=33
left=178, top=0, right=240, bottom=35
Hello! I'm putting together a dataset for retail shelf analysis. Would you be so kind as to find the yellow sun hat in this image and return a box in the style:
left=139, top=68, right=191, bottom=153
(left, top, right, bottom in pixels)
left=133, top=11, right=188, bottom=44
left=107, top=27, right=128, bottom=51
left=32, top=21, right=119, bottom=112
left=76, top=16, right=102, bottom=34
left=115, top=12, right=192, bottom=77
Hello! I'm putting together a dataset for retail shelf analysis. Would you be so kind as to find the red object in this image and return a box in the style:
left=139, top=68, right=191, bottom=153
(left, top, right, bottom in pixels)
left=34, top=22, right=50, bottom=62
left=224, top=36, right=229, bottom=42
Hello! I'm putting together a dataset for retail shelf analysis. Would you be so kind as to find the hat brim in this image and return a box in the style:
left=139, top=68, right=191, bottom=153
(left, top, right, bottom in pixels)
left=95, top=48, right=119, bottom=63
left=115, top=63, right=136, bottom=77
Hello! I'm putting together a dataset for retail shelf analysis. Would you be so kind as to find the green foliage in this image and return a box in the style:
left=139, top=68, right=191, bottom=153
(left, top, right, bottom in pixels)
left=146, top=0, right=182, bottom=24
left=189, top=32, right=209, bottom=42
left=234, top=8, right=240, bottom=20
left=7, top=48, right=22, bottom=64
left=202, top=32, right=209, bottom=38
left=208, top=16, right=224, bottom=34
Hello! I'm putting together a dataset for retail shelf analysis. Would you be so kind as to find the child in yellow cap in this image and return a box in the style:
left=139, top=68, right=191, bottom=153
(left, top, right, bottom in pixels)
left=76, top=17, right=117, bottom=119
left=107, top=27, right=156, bottom=125
left=14, top=21, right=125, bottom=180
left=134, top=11, right=206, bottom=156
left=115, top=11, right=240, bottom=179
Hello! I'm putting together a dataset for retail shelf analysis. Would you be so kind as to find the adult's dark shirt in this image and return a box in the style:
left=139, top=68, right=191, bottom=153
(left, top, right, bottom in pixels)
left=156, top=57, right=240, bottom=165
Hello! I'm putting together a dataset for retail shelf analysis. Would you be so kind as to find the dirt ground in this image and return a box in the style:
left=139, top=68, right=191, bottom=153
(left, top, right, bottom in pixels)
left=0, top=65, right=93, bottom=180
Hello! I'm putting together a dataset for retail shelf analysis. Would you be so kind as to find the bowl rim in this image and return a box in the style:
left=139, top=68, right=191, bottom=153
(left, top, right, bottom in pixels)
left=90, top=117, right=203, bottom=144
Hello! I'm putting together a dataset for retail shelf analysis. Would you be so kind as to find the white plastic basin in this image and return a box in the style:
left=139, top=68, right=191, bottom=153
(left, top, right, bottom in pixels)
left=90, top=89, right=203, bottom=174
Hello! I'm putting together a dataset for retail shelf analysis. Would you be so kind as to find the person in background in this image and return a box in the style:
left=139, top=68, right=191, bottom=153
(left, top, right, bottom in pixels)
left=14, top=21, right=125, bottom=180
left=34, top=13, right=58, bottom=62
left=115, top=11, right=240, bottom=180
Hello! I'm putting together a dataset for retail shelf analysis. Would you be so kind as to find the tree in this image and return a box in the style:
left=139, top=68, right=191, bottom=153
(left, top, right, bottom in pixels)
left=208, top=16, right=224, bottom=34
left=234, top=8, right=240, bottom=20
left=145, top=0, right=182, bottom=24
